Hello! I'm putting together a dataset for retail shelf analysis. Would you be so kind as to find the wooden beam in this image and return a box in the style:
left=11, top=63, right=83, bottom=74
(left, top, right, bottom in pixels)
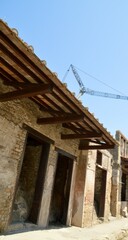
left=37, top=113, right=84, bottom=125
left=55, top=147, right=77, bottom=160
left=0, top=84, right=53, bottom=102
left=79, top=144, right=115, bottom=150
left=61, top=132, right=102, bottom=140
left=3, top=81, right=37, bottom=88
left=39, top=106, right=61, bottom=115
left=62, top=123, right=90, bottom=133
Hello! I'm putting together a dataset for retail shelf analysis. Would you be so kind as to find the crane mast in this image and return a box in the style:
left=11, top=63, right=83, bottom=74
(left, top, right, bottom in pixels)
left=70, top=64, right=128, bottom=100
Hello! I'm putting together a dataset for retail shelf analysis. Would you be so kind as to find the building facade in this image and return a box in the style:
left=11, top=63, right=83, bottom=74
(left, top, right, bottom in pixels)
left=0, top=19, right=116, bottom=232
left=72, top=148, right=112, bottom=227
left=111, top=131, right=128, bottom=218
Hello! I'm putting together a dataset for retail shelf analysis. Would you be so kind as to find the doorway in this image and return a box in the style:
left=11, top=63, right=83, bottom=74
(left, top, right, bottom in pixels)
left=49, top=153, right=73, bottom=225
left=121, top=172, right=126, bottom=201
left=94, top=166, right=107, bottom=218
left=11, top=133, right=50, bottom=224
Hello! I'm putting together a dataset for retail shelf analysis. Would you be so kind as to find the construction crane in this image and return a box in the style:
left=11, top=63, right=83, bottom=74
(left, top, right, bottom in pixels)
left=70, top=64, right=128, bottom=100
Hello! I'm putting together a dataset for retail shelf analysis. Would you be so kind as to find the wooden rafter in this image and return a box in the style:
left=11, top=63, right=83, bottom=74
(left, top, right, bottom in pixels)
left=0, top=49, right=106, bottom=134
left=61, top=132, right=102, bottom=140
left=37, top=113, right=84, bottom=125
left=79, top=144, right=115, bottom=150
left=3, top=81, right=37, bottom=88
left=0, top=20, right=117, bottom=148
left=62, top=123, right=90, bottom=133
left=39, top=106, right=62, bottom=115
left=0, top=84, right=53, bottom=102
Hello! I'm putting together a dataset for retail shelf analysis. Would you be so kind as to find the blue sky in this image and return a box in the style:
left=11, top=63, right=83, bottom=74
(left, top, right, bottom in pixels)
left=1, top=0, right=128, bottom=137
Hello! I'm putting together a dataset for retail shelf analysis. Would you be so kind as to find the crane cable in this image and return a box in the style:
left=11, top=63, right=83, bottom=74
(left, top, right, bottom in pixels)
left=62, top=65, right=71, bottom=83
left=63, top=64, right=127, bottom=96
left=74, top=65, right=126, bottom=96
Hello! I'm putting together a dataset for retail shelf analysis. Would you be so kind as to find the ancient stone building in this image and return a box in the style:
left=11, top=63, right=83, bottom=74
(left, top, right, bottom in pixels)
left=0, top=19, right=117, bottom=232
left=111, top=131, right=128, bottom=218
left=72, top=148, right=113, bottom=227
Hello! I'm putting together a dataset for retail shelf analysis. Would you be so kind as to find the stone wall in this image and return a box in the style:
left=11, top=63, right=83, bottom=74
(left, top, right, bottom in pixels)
left=0, top=82, right=79, bottom=232
left=83, top=149, right=112, bottom=227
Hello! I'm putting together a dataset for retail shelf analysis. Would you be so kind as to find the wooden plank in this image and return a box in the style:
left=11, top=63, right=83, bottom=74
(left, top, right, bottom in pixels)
left=3, top=81, right=37, bottom=88
left=61, top=132, right=102, bottom=140
left=39, top=106, right=62, bottom=115
left=0, top=84, right=53, bottom=102
left=37, top=114, right=84, bottom=125
left=79, top=144, right=115, bottom=150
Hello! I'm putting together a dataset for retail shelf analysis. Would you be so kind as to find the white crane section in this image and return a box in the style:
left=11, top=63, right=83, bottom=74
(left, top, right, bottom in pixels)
left=70, top=64, right=128, bottom=100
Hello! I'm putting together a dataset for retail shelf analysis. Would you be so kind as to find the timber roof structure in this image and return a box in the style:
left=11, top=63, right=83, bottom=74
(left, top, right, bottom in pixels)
left=0, top=19, right=117, bottom=150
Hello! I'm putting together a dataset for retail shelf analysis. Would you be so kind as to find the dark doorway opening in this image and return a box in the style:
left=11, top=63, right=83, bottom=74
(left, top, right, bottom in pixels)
left=94, top=166, right=107, bottom=218
left=121, top=173, right=126, bottom=201
left=11, top=133, right=50, bottom=224
left=49, top=153, right=73, bottom=225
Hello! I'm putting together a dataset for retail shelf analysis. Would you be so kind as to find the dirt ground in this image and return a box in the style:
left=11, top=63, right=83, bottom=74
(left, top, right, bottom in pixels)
left=1, top=217, right=128, bottom=240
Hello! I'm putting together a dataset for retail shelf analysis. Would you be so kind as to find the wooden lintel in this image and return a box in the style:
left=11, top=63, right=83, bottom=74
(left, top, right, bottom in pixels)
left=23, top=123, right=54, bottom=144
left=55, top=147, right=77, bottom=160
left=0, top=84, right=53, bottom=102
left=37, top=113, right=84, bottom=125
left=79, top=144, right=115, bottom=150
left=61, top=133, right=102, bottom=140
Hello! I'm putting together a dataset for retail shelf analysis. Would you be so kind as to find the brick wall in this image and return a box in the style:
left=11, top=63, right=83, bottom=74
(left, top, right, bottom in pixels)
left=0, top=82, right=79, bottom=232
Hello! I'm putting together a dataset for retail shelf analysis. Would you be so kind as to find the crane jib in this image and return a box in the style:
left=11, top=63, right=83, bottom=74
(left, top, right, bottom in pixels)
left=70, top=65, right=128, bottom=100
